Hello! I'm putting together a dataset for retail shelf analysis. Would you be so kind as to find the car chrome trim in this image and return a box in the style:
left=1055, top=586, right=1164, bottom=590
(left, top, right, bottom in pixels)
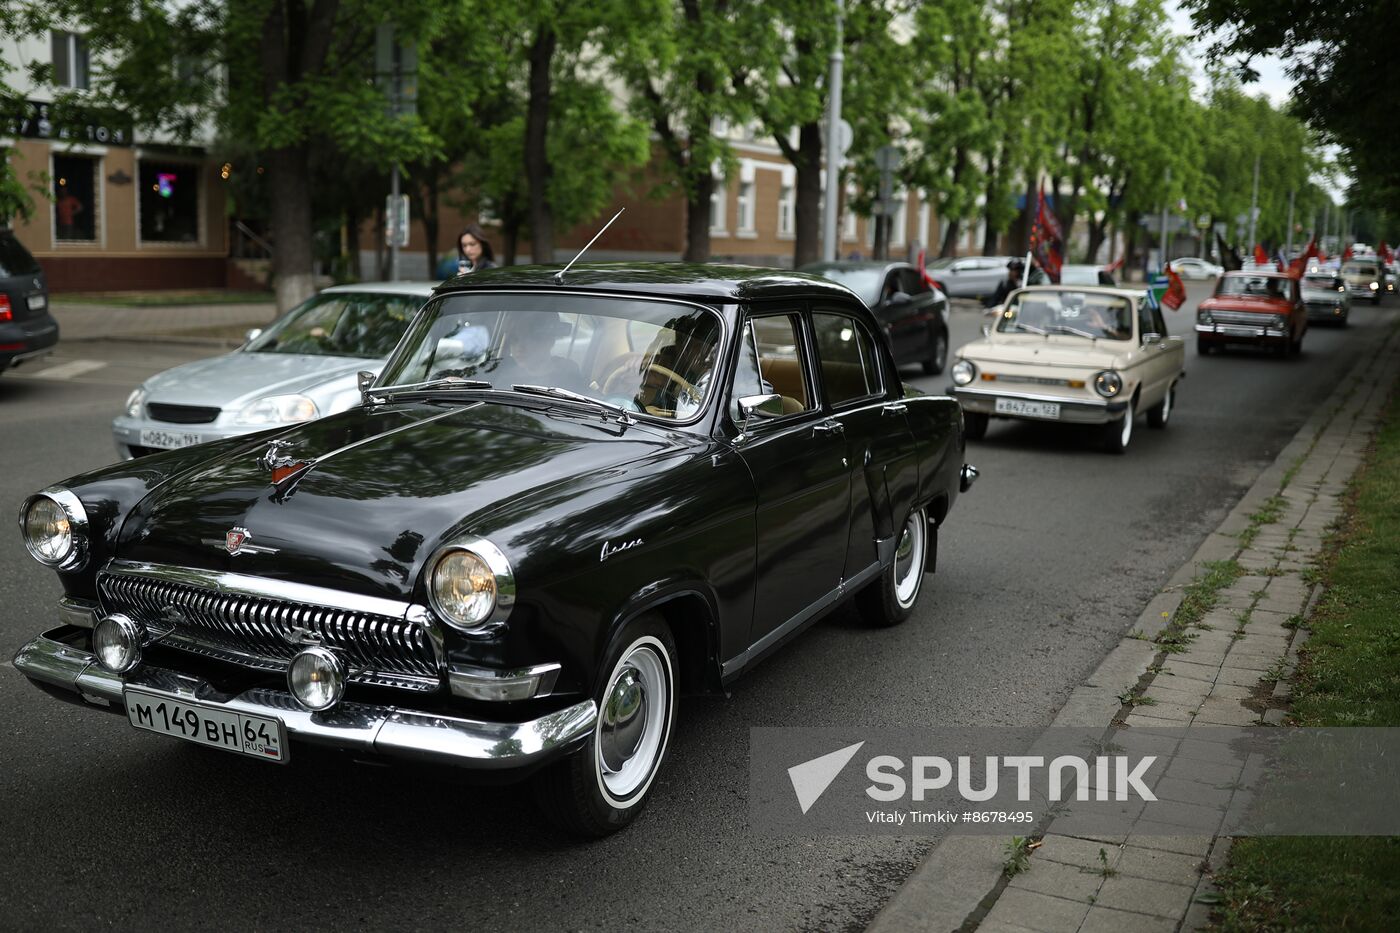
left=97, top=561, right=443, bottom=691
left=448, top=662, right=562, bottom=701
left=949, top=386, right=1110, bottom=407
left=59, top=596, right=98, bottom=629
left=720, top=561, right=883, bottom=678
left=960, top=464, right=979, bottom=492
left=13, top=630, right=595, bottom=770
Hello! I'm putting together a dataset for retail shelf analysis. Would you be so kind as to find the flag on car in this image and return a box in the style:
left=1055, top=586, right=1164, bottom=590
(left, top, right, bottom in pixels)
left=1253, top=244, right=1269, bottom=265
left=1162, top=266, right=1187, bottom=310
left=1029, top=184, right=1064, bottom=283
left=1380, top=241, right=1393, bottom=263
left=1343, top=244, right=1353, bottom=262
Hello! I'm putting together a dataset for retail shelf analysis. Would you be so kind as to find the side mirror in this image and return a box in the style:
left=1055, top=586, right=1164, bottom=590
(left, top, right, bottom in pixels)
left=886, top=291, right=912, bottom=307
left=738, top=393, right=784, bottom=422
left=1142, top=332, right=1162, bottom=345
left=358, top=370, right=376, bottom=403
left=981, top=324, right=992, bottom=338
left=243, top=327, right=263, bottom=344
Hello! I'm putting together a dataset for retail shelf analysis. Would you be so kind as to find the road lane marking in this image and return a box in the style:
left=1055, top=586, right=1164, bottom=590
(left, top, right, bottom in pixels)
left=30, top=360, right=109, bottom=380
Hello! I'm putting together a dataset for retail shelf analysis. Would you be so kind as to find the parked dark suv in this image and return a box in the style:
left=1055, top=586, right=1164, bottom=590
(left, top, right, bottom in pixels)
left=0, top=229, right=58, bottom=376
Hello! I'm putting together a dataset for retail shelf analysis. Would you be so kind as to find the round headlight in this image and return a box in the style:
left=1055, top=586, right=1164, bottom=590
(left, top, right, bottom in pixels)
left=951, top=359, right=976, bottom=386
left=1272, top=315, right=1288, bottom=330
left=431, top=549, right=498, bottom=630
left=1093, top=371, right=1123, bottom=398
left=288, top=647, right=345, bottom=711
left=124, top=387, right=147, bottom=418
left=1197, top=310, right=1213, bottom=325
left=234, top=394, right=319, bottom=426
left=93, top=614, right=144, bottom=674
left=19, top=491, right=87, bottom=569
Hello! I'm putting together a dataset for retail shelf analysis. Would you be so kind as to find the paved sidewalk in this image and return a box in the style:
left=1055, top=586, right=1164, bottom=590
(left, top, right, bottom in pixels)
left=869, top=323, right=1400, bottom=933
left=50, top=299, right=278, bottom=342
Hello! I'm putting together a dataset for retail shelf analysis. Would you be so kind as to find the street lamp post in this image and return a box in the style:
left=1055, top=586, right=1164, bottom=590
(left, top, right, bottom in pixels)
left=822, top=0, right=844, bottom=263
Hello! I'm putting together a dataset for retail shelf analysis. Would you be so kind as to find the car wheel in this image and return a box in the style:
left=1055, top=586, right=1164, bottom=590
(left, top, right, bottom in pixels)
left=963, top=410, right=989, bottom=440
left=1196, top=337, right=1213, bottom=355
left=857, top=508, right=927, bottom=627
left=1103, top=399, right=1134, bottom=454
left=1147, top=383, right=1174, bottom=429
left=922, top=328, right=949, bottom=375
left=533, top=615, right=676, bottom=838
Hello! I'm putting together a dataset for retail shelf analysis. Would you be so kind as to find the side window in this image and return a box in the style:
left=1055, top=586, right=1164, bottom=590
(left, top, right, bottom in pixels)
left=1151, top=306, right=1167, bottom=337
left=811, top=312, right=881, bottom=406
left=898, top=269, right=923, bottom=295
left=729, top=314, right=810, bottom=422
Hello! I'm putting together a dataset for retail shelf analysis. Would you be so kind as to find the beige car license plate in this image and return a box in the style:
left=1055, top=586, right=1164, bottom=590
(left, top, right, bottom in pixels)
left=124, top=688, right=288, bottom=763
left=995, top=398, right=1061, bottom=419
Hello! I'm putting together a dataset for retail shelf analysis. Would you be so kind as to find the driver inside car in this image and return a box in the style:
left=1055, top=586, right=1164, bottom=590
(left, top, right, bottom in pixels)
left=488, top=311, right=584, bottom=389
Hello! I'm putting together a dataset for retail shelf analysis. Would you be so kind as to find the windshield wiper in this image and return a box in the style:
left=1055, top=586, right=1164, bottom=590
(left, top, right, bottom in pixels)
left=376, top=378, right=493, bottom=399
left=511, top=384, right=637, bottom=426
left=1049, top=324, right=1097, bottom=339
left=1008, top=321, right=1048, bottom=335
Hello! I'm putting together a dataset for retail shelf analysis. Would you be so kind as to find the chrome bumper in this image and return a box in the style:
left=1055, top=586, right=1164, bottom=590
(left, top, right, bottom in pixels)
left=949, top=386, right=1127, bottom=425
left=1195, top=323, right=1287, bottom=340
left=14, top=628, right=596, bottom=772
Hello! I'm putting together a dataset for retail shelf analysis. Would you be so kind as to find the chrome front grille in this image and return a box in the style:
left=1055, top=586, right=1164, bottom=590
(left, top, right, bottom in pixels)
left=98, top=564, right=441, bottom=692
left=1209, top=310, right=1277, bottom=327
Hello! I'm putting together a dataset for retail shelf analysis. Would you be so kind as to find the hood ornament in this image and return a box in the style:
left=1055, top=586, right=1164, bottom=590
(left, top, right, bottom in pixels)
left=260, top=438, right=313, bottom=485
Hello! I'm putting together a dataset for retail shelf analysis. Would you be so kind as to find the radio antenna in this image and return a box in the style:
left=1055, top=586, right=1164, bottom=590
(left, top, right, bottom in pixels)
left=554, top=208, right=625, bottom=285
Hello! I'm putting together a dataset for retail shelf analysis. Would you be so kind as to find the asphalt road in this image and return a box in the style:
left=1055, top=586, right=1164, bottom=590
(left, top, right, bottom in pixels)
left=0, top=287, right=1391, bottom=932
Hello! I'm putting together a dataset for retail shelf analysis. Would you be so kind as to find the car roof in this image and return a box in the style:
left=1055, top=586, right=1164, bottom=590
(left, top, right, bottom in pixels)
left=321, top=280, right=438, bottom=297
left=433, top=261, right=860, bottom=304
left=799, top=260, right=914, bottom=274
left=1013, top=284, right=1141, bottom=302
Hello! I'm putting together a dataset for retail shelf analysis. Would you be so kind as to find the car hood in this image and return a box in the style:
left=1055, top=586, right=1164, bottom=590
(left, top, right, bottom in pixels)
left=141, top=351, right=377, bottom=410
left=1199, top=296, right=1289, bottom=314
left=1301, top=287, right=1342, bottom=301
left=958, top=336, right=1128, bottom=369
left=114, top=400, right=681, bottom=600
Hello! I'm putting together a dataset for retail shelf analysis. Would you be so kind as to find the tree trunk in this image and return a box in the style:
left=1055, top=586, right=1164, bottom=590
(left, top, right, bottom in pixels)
left=873, top=212, right=889, bottom=261
left=344, top=202, right=362, bottom=282
left=502, top=191, right=520, bottom=266
left=1124, top=210, right=1142, bottom=281
left=525, top=25, right=556, bottom=264
left=684, top=172, right=714, bottom=262
left=1085, top=214, right=1109, bottom=265
left=417, top=169, right=440, bottom=274
left=940, top=218, right=961, bottom=258
left=791, top=121, right=823, bottom=267
left=267, top=145, right=316, bottom=312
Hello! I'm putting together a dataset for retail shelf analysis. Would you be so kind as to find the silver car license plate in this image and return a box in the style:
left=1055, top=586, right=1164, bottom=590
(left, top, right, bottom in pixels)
left=995, top=398, right=1060, bottom=419
left=27, top=293, right=47, bottom=311
left=124, top=688, right=288, bottom=763
left=139, top=428, right=203, bottom=449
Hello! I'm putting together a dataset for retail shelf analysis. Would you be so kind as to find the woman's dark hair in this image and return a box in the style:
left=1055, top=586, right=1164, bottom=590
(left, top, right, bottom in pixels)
left=457, top=224, right=495, bottom=264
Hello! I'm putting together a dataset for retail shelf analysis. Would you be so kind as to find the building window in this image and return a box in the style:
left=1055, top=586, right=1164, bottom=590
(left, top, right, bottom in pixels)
left=52, top=154, right=97, bottom=242
left=736, top=181, right=755, bottom=234
left=778, top=184, right=795, bottom=237
left=709, top=180, right=727, bottom=235
left=52, top=31, right=90, bottom=90
left=139, top=160, right=201, bottom=243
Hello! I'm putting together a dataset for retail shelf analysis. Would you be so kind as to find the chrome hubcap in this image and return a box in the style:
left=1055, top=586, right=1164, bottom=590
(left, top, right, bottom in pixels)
left=1121, top=407, right=1133, bottom=446
left=595, top=641, right=671, bottom=803
left=893, top=510, right=925, bottom=608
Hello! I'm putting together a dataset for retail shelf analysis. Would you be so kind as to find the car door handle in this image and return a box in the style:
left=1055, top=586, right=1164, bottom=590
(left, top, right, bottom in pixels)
left=813, top=420, right=844, bottom=436
left=882, top=402, right=907, bottom=416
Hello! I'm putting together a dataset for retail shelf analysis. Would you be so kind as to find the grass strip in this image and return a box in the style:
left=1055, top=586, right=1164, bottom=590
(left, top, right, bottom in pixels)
left=1209, top=376, right=1400, bottom=931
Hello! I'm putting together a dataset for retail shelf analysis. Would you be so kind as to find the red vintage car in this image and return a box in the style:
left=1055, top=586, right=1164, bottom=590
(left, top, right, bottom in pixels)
left=1195, top=270, right=1307, bottom=357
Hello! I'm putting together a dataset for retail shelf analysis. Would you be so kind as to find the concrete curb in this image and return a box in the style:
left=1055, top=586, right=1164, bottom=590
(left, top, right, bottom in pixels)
left=867, top=323, right=1400, bottom=933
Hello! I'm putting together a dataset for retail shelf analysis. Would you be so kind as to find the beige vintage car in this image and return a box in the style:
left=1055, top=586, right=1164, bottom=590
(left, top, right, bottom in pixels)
left=947, top=285, right=1186, bottom=453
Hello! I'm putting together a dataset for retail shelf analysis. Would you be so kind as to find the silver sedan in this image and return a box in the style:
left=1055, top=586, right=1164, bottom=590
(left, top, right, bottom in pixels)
left=112, top=281, right=434, bottom=459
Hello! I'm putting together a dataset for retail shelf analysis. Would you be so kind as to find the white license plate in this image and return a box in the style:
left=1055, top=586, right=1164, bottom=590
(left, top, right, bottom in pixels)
left=1219, top=325, right=1263, bottom=337
left=139, top=428, right=203, bottom=449
left=995, top=398, right=1061, bottom=419
left=27, top=293, right=47, bottom=310
left=124, top=688, right=288, bottom=763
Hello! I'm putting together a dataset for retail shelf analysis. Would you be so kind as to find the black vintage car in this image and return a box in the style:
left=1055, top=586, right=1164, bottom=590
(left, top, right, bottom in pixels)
left=13, top=263, right=976, bottom=836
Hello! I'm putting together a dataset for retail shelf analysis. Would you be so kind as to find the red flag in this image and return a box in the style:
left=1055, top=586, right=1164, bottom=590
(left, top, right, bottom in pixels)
left=1342, top=244, right=1353, bottom=262
left=1029, top=184, right=1064, bottom=282
left=1253, top=244, right=1268, bottom=265
left=1104, top=256, right=1125, bottom=273
left=1287, top=236, right=1318, bottom=277
left=1380, top=241, right=1392, bottom=263
left=1162, top=266, right=1187, bottom=310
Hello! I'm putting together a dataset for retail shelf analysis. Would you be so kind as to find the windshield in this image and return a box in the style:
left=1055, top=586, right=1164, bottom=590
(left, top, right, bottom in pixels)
left=377, top=293, right=723, bottom=421
left=247, top=291, right=423, bottom=359
left=803, top=266, right=882, bottom=306
left=1302, top=275, right=1339, bottom=289
left=1216, top=275, right=1288, bottom=298
left=996, top=291, right=1132, bottom=340
left=1342, top=263, right=1378, bottom=276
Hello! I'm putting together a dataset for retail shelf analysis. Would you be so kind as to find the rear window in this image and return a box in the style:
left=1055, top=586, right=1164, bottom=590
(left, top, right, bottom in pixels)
left=0, top=231, right=42, bottom=278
